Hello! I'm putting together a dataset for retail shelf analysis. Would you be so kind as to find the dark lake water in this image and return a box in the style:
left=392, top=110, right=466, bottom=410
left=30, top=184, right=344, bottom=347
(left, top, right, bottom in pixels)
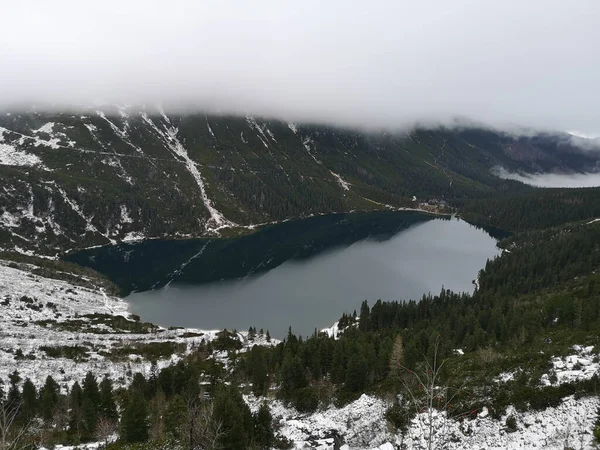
left=102, top=213, right=501, bottom=338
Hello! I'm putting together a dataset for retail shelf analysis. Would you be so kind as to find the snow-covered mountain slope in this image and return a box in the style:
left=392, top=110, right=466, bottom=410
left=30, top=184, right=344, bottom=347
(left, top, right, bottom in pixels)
left=0, top=259, right=277, bottom=392
left=400, top=396, right=599, bottom=450
left=1, top=108, right=597, bottom=256
left=246, top=393, right=392, bottom=449
left=245, top=392, right=599, bottom=450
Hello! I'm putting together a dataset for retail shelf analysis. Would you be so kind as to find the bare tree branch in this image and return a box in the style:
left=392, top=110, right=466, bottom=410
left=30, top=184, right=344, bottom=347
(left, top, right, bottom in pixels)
left=392, top=335, right=470, bottom=450
left=0, top=401, right=31, bottom=450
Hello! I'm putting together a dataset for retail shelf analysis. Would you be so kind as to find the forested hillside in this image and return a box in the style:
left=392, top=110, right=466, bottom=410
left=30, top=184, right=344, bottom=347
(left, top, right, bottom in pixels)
left=227, top=220, right=600, bottom=415
left=1, top=107, right=597, bottom=256
left=3, top=108, right=600, bottom=449
left=3, top=219, right=600, bottom=449
left=460, top=187, right=600, bottom=232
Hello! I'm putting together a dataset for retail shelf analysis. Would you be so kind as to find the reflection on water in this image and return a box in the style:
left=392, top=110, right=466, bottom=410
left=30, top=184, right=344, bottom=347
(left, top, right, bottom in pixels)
left=126, top=217, right=500, bottom=338
left=66, top=210, right=435, bottom=294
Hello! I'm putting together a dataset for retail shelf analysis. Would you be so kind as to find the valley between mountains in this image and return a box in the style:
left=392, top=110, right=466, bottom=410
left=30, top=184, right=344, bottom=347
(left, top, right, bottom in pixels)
left=1, top=108, right=600, bottom=450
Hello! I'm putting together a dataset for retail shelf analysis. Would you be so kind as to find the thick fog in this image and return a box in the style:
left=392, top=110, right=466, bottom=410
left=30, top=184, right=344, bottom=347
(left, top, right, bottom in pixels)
left=493, top=167, right=600, bottom=188
left=1, top=1, right=599, bottom=134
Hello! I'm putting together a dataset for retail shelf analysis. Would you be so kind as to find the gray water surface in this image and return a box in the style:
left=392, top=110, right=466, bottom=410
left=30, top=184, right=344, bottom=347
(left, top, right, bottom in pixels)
left=126, top=218, right=500, bottom=338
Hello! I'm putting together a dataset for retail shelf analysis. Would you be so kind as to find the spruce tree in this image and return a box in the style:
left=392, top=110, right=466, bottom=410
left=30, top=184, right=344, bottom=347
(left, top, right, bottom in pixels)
left=330, top=344, right=347, bottom=384
left=249, top=347, right=268, bottom=397
left=40, top=376, right=59, bottom=421
left=359, top=300, right=370, bottom=332
left=253, top=403, right=274, bottom=449
left=82, top=396, right=98, bottom=439
left=164, top=395, right=187, bottom=440
left=82, top=372, right=101, bottom=406
left=279, top=353, right=307, bottom=400
left=69, top=382, right=84, bottom=440
left=21, top=379, right=37, bottom=421
left=345, top=352, right=368, bottom=392
left=7, top=371, right=22, bottom=405
left=212, top=384, right=253, bottom=449
left=81, top=372, right=101, bottom=439
left=131, top=373, right=147, bottom=397
left=99, top=377, right=118, bottom=421
left=120, top=392, right=149, bottom=443
left=158, top=367, right=174, bottom=398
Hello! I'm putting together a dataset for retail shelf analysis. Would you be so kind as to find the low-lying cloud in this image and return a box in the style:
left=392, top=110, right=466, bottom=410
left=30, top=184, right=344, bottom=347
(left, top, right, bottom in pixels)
left=1, top=1, right=599, bottom=134
left=567, top=134, right=600, bottom=152
left=493, top=167, right=600, bottom=188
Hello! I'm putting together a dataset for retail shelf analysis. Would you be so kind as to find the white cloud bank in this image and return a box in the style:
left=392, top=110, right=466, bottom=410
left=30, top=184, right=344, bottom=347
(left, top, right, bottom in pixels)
left=493, top=167, right=600, bottom=188
left=0, top=1, right=599, bottom=133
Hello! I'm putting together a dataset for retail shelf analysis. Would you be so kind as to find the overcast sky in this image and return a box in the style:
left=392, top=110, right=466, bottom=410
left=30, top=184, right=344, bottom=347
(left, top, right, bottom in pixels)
left=1, top=0, right=599, bottom=134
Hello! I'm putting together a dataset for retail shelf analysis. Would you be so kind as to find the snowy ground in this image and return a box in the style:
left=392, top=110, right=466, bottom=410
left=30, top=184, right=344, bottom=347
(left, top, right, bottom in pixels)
left=541, top=345, right=600, bottom=386
left=242, top=341, right=599, bottom=450
left=0, top=260, right=277, bottom=392
left=245, top=393, right=599, bottom=450
left=492, top=345, right=600, bottom=387
left=401, top=395, right=599, bottom=450
left=2, top=258, right=599, bottom=449
left=246, top=394, right=392, bottom=450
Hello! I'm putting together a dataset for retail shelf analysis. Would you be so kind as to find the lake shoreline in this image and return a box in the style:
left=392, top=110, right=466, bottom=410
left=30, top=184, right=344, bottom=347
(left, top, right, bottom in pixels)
left=121, top=214, right=500, bottom=338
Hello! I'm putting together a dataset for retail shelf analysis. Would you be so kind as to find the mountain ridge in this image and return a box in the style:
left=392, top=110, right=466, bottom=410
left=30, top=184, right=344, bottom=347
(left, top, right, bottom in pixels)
left=1, top=108, right=598, bottom=256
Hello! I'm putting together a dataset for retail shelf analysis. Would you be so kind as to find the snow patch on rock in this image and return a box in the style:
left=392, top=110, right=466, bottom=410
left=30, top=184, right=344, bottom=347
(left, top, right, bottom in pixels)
left=402, top=395, right=599, bottom=450
left=142, top=112, right=234, bottom=233
left=330, top=170, right=351, bottom=191
left=320, top=321, right=340, bottom=339
left=246, top=394, right=392, bottom=450
left=120, top=205, right=134, bottom=224
left=0, top=128, right=45, bottom=167
left=540, top=345, right=599, bottom=386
